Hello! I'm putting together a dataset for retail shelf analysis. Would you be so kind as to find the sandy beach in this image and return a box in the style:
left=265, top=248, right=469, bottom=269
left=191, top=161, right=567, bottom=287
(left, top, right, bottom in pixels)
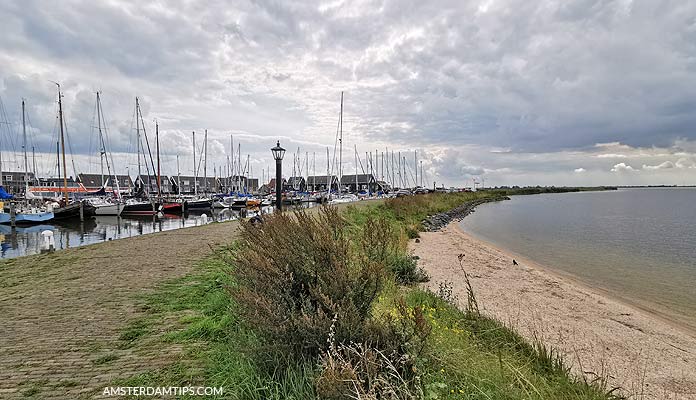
left=411, top=224, right=696, bottom=400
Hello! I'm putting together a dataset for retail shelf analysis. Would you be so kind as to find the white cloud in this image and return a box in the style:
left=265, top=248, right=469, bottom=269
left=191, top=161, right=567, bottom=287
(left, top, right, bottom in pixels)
left=611, top=163, right=636, bottom=173
left=574, top=168, right=586, bottom=173
left=675, top=157, right=696, bottom=169
left=642, top=161, right=675, bottom=170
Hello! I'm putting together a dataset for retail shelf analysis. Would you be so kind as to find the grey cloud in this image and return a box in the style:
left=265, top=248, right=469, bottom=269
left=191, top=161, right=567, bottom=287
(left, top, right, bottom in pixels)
left=1, top=0, right=696, bottom=187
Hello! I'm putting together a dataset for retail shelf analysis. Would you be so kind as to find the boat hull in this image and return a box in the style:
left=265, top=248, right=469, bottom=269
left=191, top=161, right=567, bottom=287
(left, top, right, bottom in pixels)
left=122, top=201, right=160, bottom=216
left=53, top=202, right=93, bottom=220
left=13, top=211, right=54, bottom=224
left=184, top=199, right=212, bottom=210
left=92, top=203, right=123, bottom=216
left=0, top=213, right=11, bottom=224
left=162, top=202, right=183, bottom=214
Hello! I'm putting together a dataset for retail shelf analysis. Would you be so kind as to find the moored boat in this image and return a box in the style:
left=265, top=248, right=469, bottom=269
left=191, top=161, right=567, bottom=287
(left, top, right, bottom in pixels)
left=84, top=198, right=123, bottom=216
left=52, top=201, right=94, bottom=220
left=13, top=207, right=54, bottom=224
left=121, top=199, right=160, bottom=215
left=184, top=198, right=212, bottom=210
left=161, top=201, right=183, bottom=214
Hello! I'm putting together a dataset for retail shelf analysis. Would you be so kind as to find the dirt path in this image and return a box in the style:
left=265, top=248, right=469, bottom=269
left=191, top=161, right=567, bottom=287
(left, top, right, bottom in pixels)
left=411, top=225, right=696, bottom=400
left=0, top=220, right=241, bottom=398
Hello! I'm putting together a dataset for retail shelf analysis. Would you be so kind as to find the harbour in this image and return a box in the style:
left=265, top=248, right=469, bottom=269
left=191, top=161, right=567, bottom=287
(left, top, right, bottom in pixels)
left=0, top=207, right=273, bottom=259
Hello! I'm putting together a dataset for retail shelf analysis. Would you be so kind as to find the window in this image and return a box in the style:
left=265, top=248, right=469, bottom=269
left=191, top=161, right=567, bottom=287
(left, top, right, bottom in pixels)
left=5, top=175, right=12, bottom=181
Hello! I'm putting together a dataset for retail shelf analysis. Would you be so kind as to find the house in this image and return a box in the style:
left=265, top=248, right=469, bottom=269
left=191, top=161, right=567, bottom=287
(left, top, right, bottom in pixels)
left=175, top=176, right=219, bottom=194
left=268, top=178, right=286, bottom=193
left=78, top=173, right=133, bottom=192
left=286, top=176, right=306, bottom=192
left=306, top=175, right=339, bottom=191
left=258, top=184, right=272, bottom=195
left=247, top=178, right=259, bottom=192
left=0, top=171, right=36, bottom=194
left=135, top=175, right=174, bottom=194
left=340, top=174, right=378, bottom=193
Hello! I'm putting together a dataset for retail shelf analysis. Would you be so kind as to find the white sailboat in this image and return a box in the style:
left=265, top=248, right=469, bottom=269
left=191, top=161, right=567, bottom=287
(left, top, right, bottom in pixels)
left=12, top=99, right=54, bottom=224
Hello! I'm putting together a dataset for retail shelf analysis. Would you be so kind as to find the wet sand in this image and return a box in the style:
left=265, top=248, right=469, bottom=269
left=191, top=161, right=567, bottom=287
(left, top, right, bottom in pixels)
left=411, top=224, right=696, bottom=400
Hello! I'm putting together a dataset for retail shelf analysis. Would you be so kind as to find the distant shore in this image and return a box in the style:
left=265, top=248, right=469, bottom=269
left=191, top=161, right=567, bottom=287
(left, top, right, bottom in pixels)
left=411, top=223, right=696, bottom=400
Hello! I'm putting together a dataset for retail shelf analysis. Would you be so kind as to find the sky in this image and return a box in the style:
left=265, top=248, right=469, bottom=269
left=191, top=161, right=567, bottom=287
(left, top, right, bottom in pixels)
left=0, top=0, right=695, bottom=187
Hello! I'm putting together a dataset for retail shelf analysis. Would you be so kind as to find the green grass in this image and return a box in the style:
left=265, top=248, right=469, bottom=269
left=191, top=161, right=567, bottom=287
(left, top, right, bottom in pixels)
left=114, top=251, right=318, bottom=399
left=113, top=190, right=621, bottom=399
left=387, top=290, right=617, bottom=399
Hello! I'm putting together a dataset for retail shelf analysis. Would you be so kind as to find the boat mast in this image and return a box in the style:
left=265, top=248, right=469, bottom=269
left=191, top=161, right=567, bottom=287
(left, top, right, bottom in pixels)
left=305, top=151, right=308, bottom=191
left=97, top=95, right=105, bottom=187
left=203, top=129, right=207, bottom=194
left=230, top=135, right=237, bottom=191
left=96, top=92, right=120, bottom=197
left=398, top=151, right=401, bottom=188
left=420, top=160, right=423, bottom=187
left=32, top=146, right=36, bottom=184
left=391, top=150, right=395, bottom=189
left=415, top=150, right=418, bottom=187
left=192, top=131, right=197, bottom=196
left=176, top=154, right=181, bottom=195
left=312, top=151, right=315, bottom=191
left=354, top=145, right=358, bottom=193
left=326, top=147, right=330, bottom=194
left=136, top=97, right=141, bottom=180
left=156, top=121, right=161, bottom=198
left=22, top=100, right=28, bottom=187
left=57, top=84, right=69, bottom=203
left=338, top=91, right=343, bottom=196
left=56, top=141, right=60, bottom=184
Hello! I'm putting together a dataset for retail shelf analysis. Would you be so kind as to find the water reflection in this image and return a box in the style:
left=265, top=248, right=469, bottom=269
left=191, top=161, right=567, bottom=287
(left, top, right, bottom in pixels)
left=0, top=207, right=275, bottom=259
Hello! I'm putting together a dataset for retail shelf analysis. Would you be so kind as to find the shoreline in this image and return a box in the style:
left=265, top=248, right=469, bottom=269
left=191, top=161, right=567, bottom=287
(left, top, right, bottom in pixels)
left=411, top=221, right=696, bottom=399
left=457, top=224, right=696, bottom=339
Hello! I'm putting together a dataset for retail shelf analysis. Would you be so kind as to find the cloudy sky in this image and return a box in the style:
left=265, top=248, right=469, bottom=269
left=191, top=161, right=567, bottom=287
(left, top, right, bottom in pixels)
left=1, top=0, right=695, bottom=187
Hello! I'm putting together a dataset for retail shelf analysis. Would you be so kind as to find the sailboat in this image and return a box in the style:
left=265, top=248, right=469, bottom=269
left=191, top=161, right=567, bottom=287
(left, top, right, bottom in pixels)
left=121, top=97, right=160, bottom=216
left=6, top=100, right=54, bottom=224
left=328, top=92, right=356, bottom=205
left=83, top=92, right=123, bottom=216
left=183, top=130, right=212, bottom=210
left=51, top=84, right=94, bottom=220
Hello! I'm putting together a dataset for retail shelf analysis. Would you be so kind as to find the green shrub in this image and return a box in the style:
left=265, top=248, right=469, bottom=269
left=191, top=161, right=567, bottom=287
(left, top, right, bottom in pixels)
left=231, top=207, right=385, bottom=366
left=356, top=211, right=428, bottom=285
left=389, top=253, right=429, bottom=285
left=316, top=298, right=431, bottom=400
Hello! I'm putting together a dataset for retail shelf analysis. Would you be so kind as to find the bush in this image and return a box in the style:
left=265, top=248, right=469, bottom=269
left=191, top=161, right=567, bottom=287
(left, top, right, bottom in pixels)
left=315, top=299, right=431, bottom=400
left=356, top=211, right=428, bottom=285
left=389, top=253, right=429, bottom=285
left=231, top=207, right=385, bottom=365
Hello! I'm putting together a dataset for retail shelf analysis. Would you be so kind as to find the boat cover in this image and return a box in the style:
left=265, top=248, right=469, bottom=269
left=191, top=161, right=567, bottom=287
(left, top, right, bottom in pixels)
left=0, top=186, right=14, bottom=199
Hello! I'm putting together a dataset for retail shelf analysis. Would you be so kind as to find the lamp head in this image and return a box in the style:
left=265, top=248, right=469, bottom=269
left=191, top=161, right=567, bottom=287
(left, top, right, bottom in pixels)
left=271, top=140, right=286, bottom=161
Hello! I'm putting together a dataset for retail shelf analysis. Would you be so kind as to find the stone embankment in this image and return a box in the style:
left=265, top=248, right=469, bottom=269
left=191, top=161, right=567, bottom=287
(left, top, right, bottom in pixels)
left=421, top=196, right=510, bottom=231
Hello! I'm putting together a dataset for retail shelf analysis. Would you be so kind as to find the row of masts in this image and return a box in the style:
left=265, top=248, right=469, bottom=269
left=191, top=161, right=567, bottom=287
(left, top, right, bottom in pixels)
left=4, top=89, right=431, bottom=200
left=283, top=146, right=427, bottom=192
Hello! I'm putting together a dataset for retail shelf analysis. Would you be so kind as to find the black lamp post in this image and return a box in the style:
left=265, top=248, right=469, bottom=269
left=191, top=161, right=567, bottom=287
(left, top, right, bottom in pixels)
left=271, top=141, right=286, bottom=211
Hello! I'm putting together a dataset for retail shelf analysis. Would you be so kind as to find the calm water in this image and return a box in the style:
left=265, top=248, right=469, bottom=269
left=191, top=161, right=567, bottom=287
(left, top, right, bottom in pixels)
left=460, top=188, right=696, bottom=330
left=0, top=207, right=276, bottom=259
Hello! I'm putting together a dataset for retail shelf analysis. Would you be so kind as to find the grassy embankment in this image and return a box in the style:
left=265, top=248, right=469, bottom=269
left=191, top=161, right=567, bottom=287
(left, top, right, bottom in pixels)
left=116, top=188, right=621, bottom=399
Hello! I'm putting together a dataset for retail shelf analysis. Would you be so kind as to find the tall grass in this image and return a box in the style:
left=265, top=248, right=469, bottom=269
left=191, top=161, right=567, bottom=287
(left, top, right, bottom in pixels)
left=114, top=190, right=622, bottom=399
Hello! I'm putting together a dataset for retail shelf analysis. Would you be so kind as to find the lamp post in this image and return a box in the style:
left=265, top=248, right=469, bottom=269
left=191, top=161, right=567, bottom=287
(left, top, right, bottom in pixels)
left=271, top=141, right=286, bottom=211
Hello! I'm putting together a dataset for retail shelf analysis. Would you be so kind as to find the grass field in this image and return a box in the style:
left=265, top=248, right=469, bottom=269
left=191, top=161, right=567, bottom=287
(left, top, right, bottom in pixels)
left=115, top=188, right=621, bottom=399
